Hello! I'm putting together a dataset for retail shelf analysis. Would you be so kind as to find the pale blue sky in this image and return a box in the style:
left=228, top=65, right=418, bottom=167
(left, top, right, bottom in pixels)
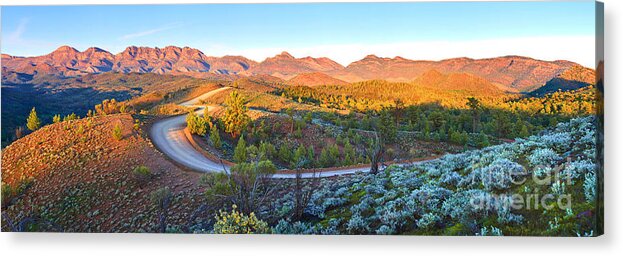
left=1, top=2, right=596, bottom=66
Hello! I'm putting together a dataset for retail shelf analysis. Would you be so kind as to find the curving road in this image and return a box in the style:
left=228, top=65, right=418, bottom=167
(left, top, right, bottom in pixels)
left=150, top=87, right=232, bottom=173
left=149, top=86, right=436, bottom=178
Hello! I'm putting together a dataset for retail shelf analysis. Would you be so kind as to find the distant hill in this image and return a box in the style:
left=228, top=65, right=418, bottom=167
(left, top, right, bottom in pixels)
left=529, top=65, right=596, bottom=96
left=328, top=55, right=586, bottom=92
left=1, top=45, right=255, bottom=82
left=287, top=72, right=348, bottom=86
left=246, top=51, right=344, bottom=80
left=2, top=45, right=593, bottom=93
left=413, top=69, right=506, bottom=95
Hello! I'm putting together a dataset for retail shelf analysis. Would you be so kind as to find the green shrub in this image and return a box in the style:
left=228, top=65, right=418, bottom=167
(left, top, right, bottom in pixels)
left=1, top=183, right=13, bottom=208
left=213, top=205, right=270, bottom=234
left=209, top=125, right=222, bottom=149
left=112, top=124, right=123, bottom=140
left=233, top=135, right=247, bottom=163
left=132, top=166, right=152, bottom=184
left=26, top=107, right=41, bottom=131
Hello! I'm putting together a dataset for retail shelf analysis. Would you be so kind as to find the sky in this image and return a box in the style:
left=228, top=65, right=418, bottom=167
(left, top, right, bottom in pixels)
left=1, top=1, right=596, bottom=67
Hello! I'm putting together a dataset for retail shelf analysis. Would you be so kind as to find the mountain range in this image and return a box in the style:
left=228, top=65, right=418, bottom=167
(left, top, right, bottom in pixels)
left=1, top=45, right=595, bottom=93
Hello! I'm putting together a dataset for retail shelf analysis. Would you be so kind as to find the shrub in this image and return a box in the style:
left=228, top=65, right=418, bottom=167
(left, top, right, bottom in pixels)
left=209, top=125, right=221, bottom=149
left=132, top=166, right=152, bottom=184
left=186, top=111, right=207, bottom=136
left=477, top=226, right=504, bottom=236
left=150, top=187, right=173, bottom=233
left=213, top=205, right=269, bottom=234
left=1, top=183, right=13, bottom=208
left=26, top=107, right=41, bottom=131
left=63, top=113, right=79, bottom=121
left=223, top=91, right=250, bottom=138
left=112, top=124, right=123, bottom=140
left=233, top=135, right=247, bottom=163
left=583, top=170, right=597, bottom=202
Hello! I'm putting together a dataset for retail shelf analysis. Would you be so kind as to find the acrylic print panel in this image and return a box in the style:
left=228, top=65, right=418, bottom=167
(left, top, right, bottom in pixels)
left=0, top=1, right=604, bottom=236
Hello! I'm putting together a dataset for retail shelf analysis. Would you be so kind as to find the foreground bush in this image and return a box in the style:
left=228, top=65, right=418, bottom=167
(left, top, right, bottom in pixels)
left=213, top=205, right=269, bottom=234
left=132, top=166, right=152, bottom=185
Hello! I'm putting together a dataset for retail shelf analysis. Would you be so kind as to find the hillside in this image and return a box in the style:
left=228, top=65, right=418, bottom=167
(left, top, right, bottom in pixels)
left=413, top=69, right=506, bottom=95
left=2, top=45, right=594, bottom=93
left=328, top=55, right=585, bottom=92
left=264, top=116, right=599, bottom=235
left=1, top=114, right=206, bottom=232
left=247, top=52, right=344, bottom=79
left=287, top=72, right=349, bottom=86
left=530, top=65, right=596, bottom=96
left=0, top=72, right=222, bottom=147
left=1, top=45, right=255, bottom=81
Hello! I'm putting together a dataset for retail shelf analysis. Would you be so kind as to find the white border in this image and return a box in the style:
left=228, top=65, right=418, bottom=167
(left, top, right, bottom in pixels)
left=1, top=1, right=620, bottom=256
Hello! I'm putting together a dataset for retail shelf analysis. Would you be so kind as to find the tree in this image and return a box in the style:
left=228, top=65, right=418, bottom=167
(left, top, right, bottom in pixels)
left=304, top=112, right=313, bottom=124
left=26, top=107, right=41, bottom=131
left=223, top=91, right=250, bottom=138
left=393, top=98, right=405, bottom=127
left=112, top=124, right=123, bottom=140
left=475, top=131, right=490, bottom=148
left=378, top=110, right=397, bottom=144
left=52, top=114, right=61, bottom=124
left=294, top=125, right=303, bottom=138
left=202, top=160, right=277, bottom=214
left=466, top=97, right=482, bottom=133
left=278, top=144, right=292, bottom=163
left=319, top=147, right=331, bottom=167
left=293, top=144, right=308, bottom=168
left=209, top=125, right=222, bottom=149
left=342, top=140, right=355, bottom=166
left=292, top=163, right=319, bottom=221
left=286, top=108, right=295, bottom=134
left=369, top=131, right=384, bottom=174
left=63, top=113, right=78, bottom=121
left=186, top=111, right=207, bottom=136
left=259, top=141, right=276, bottom=161
left=233, top=135, right=247, bottom=163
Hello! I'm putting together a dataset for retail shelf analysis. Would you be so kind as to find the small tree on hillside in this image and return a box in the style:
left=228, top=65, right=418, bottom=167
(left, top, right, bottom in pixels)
left=112, top=124, right=123, bottom=140
left=210, top=125, right=222, bottom=149
left=202, top=160, right=277, bottom=215
left=466, top=97, right=482, bottom=133
left=223, top=91, right=250, bottom=138
left=286, top=108, right=295, bottom=134
left=186, top=111, right=207, bottom=136
left=26, top=107, right=41, bottom=131
left=233, top=135, right=247, bottom=164
left=52, top=114, right=61, bottom=124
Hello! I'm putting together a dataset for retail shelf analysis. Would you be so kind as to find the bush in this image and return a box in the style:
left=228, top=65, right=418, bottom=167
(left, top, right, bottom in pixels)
left=213, top=205, right=269, bottom=234
left=209, top=125, right=222, bottom=149
left=132, top=166, right=152, bottom=184
left=233, top=135, right=247, bottom=163
left=26, top=107, right=41, bottom=131
left=1, top=183, right=13, bottom=208
left=186, top=111, right=207, bottom=136
left=112, top=124, right=123, bottom=140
